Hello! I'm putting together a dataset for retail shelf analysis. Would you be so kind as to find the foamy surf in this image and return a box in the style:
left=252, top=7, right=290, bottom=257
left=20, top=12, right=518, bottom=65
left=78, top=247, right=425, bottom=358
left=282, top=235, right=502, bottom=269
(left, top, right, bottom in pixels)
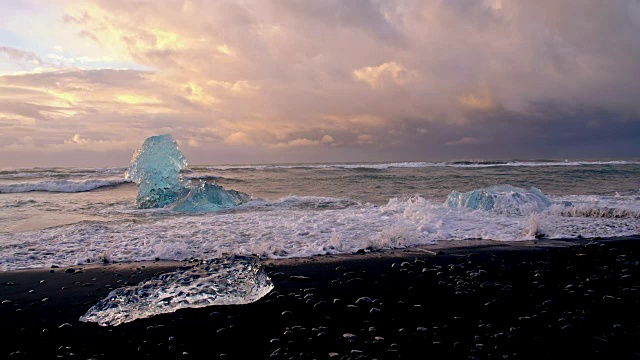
left=0, top=193, right=638, bottom=271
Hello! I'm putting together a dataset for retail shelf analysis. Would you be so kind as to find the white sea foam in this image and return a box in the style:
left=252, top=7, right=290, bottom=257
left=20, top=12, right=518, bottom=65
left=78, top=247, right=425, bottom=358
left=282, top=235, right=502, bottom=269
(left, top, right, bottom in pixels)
left=0, top=179, right=130, bottom=193
left=0, top=195, right=638, bottom=271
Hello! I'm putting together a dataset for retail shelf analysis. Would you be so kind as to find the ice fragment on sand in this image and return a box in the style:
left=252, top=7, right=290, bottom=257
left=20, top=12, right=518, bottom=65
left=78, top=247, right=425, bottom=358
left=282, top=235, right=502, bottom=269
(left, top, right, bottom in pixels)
left=80, top=256, right=273, bottom=326
left=445, top=184, right=554, bottom=214
left=125, top=134, right=250, bottom=210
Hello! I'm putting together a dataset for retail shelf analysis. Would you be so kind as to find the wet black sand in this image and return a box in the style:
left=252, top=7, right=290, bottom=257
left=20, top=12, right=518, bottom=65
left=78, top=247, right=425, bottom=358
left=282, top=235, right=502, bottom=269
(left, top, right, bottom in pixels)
left=1, top=237, right=639, bottom=359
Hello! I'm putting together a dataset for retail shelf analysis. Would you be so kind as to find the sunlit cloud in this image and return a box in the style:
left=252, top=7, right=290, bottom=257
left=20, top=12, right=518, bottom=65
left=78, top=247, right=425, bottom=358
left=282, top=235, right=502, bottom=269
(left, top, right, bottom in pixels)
left=356, top=134, right=374, bottom=145
left=353, top=62, right=415, bottom=89
left=224, top=131, right=255, bottom=146
left=0, top=0, right=639, bottom=166
left=459, top=93, right=496, bottom=111
left=270, top=138, right=326, bottom=149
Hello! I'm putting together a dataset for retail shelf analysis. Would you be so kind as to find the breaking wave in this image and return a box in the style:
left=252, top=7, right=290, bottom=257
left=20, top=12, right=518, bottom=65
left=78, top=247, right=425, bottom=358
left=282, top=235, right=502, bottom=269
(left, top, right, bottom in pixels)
left=552, top=205, right=640, bottom=219
left=0, top=179, right=130, bottom=193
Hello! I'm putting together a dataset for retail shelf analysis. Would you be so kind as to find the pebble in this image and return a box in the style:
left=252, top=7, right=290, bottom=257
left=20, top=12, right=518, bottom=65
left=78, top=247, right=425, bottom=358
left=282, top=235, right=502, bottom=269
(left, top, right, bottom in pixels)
left=270, top=348, right=282, bottom=357
left=355, top=297, right=373, bottom=305
left=289, top=275, right=310, bottom=281
left=343, top=333, right=357, bottom=340
left=541, top=300, right=555, bottom=307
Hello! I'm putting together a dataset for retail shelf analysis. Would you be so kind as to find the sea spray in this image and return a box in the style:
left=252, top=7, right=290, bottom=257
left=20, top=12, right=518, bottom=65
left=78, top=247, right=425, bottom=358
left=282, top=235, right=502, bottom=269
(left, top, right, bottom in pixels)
left=524, top=213, right=545, bottom=239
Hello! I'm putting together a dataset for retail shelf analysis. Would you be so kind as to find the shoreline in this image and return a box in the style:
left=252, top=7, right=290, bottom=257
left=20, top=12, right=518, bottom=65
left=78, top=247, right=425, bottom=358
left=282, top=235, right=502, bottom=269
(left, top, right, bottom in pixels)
left=1, top=236, right=639, bottom=359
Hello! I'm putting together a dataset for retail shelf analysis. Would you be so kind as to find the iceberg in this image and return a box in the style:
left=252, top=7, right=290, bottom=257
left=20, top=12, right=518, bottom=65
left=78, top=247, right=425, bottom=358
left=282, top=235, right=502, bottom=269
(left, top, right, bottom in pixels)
left=173, top=182, right=250, bottom=212
left=125, top=135, right=188, bottom=208
left=80, top=256, right=273, bottom=326
left=125, top=134, right=250, bottom=211
left=445, top=184, right=554, bottom=214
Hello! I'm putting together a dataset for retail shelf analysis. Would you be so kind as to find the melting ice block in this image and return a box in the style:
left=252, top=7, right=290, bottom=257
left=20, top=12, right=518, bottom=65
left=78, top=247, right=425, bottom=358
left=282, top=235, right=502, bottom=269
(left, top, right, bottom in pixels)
left=445, top=184, right=553, bottom=214
left=80, top=256, right=273, bottom=326
left=125, top=134, right=188, bottom=209
left=125, top=134, right=250, bottom=211
left=173, top=181, right=250, bottom=212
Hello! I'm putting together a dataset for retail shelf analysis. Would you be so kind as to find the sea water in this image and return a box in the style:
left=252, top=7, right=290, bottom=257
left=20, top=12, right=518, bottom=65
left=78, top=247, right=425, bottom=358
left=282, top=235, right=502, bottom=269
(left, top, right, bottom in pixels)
left=1, top=159, right=639, bottom=271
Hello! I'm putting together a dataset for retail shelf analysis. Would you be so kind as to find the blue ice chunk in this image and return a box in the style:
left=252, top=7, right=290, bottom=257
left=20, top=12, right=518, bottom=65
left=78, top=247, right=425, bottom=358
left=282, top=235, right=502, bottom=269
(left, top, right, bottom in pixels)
left=126, top=134, right=250, bottom=211
left=445, top=184, right=554, bottom=214
left=173, top=181, right=250, bottom=212
left=125, top=134, right=188, bottom=209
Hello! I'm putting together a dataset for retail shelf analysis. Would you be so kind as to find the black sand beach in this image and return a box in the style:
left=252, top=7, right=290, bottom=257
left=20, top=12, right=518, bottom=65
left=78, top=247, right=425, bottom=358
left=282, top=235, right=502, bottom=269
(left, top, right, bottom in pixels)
left=1, top=237, right=639, bottom=359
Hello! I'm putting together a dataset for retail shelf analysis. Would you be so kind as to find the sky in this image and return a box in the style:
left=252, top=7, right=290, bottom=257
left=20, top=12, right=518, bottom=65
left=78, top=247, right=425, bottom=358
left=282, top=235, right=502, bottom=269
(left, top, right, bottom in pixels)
left=1, top=0, right=639, bottom=167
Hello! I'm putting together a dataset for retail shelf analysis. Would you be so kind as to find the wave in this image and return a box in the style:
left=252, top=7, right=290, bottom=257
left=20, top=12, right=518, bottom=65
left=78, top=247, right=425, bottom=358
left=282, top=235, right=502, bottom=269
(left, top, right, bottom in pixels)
left=0, top=167, right=126, bottom=179
left=0, top=179, right=130, bottom=193
left=246, top=195, right=359, bottom=210
left=203, top=160, right=639, bottom=171
left=552, top=205, right=640, bottom=219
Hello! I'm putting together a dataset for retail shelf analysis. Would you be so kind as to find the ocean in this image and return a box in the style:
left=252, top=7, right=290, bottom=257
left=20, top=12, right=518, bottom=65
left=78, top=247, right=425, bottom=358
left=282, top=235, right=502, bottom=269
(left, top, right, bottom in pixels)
left=1, top=160, right=639, bottom=271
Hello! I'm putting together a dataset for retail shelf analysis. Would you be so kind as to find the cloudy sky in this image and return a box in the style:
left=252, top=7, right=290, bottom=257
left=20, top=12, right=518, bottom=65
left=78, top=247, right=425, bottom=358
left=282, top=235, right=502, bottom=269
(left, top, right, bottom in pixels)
left=1, top=0, right=639, bottom=167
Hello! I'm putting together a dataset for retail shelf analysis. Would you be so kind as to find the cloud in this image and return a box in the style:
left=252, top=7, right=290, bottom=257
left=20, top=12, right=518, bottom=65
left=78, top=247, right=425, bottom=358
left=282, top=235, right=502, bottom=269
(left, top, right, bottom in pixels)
left=0, top=0, right=640, bottom=166
left=270, top=138, right=323, bottom=149
left=353, top=62, right=415, bottom=89
left=0, top=46, right=43, bottom=66
left=321, top=135, right=334, bottom=144
left=2, top=133, right=132, bottom=152
left=446, top=136, right=490, bottom=146
left=224, top=131, right=254, bottom=146
left=356, top=134, right=374, bottom=145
